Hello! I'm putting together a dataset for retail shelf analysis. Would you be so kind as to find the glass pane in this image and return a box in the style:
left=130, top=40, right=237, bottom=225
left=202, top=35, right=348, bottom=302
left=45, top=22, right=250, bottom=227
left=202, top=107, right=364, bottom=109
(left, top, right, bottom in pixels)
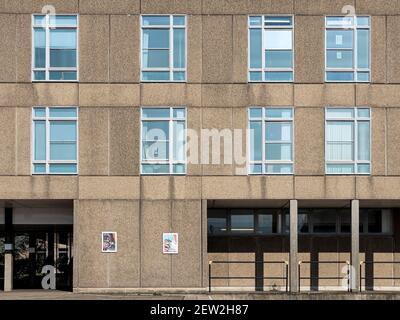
left=49, top=71, right=77, bottom=80
left=249, top=29, right=262, bottom=68
left=49, top=108, right=77, bottom=118
left=265, top=30, right=292, bottom=49
left=326, top=71, right=354, bottom=81
left=327, top=142, right=354, bottom=161
left=265, top=16, right=292, bottom=26
left=141, top=163, right=170, bottom=174
left=266, top=122, right=292, bottom=142
left=357, top=164, right=370, bottom=174
left=173, top=108, right=185, bottom=118
left=34, top=28, right=46, bottom=68
left=34, top=121, right=46, bottom=161
left=173, top=16, right=185, bottom=26
left=50, top=15, right=77, bottom=27
left=50, top=29, right=77, bottom=67
left=143, top=49, right=169, bottom=68
left=265, top=164, right=293, bottom=174
left=368, top=210, right=382, bottom=233
left=327, top=50, right=353, bottom=68
left=298, top=213, right=309, bottom=233
left=266, top=108, right=292, bottom=119
left=358, top=121, right=370, bottom=161
left=49, top=164, right=77, bottom=174
left=326, top=164, right=355, bottom=174
left=357, top=29, right=369, bottom=69
left=357, top=16, right=370, bottom=27
left=265, top=143, right=292, bottom=160
left=50, top=121, right=76, bottom=141
left=33, top=164, right=46, bottom=174
left=326, top=16, right=354, bottom=27
left=249, top=71, right=262, bottom=81
left=250, top=121, right=262, bottom=161
left=142, top=29, right=169, bottom=48
left=249, top=108, right=262, bottom=118
left=34, top=71, right=45, bottom=80
left=326, top=30, right=353, bottom=49
left=34, top=108, right=46, bottom=117
left=142, top=108, right=170, bottom=118
left=326, top=121, right=354, bottom=141
left=265, top=71, right=293, bottom=81
left=208, top=211, right=227, bottom=234
left=50, top=142, right=77, bottom=160
left=173, top=28, right=185, bottom=68
left=173, top=164, right=185, bottom=174
left=142, top=71, right=170, bottom=81
left=250, top=164, right=262, bottom=174
left=142, top=16, right=170, bottom=26
left=265, top=50, right=292, bottom=68
left=258, top=214, right=274, bottom=234
left=326, top=108, right=354, bottom=118
left=173, top=71, right=185, bottom=81
left=173, top=121, right=185, bottom=161
left=312, top=210, right=337, bottom=233
left=357, top=108, right=370, bottom=118
left=357, top=72, right=370, bottom=82
left=142, top=141, right=169, bottom=160
left=231, top=214, right=254, bottom=233
left=142, top=121, right=169, bottom=140
left=249, top=16, right=262, bottom=26
left=34, top=15, right=45, bottom=26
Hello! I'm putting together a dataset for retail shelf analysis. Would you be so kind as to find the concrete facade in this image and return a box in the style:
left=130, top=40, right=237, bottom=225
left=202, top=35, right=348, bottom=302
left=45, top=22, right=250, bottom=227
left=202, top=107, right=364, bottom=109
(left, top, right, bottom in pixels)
left=1, top=0, right=400, bottom=294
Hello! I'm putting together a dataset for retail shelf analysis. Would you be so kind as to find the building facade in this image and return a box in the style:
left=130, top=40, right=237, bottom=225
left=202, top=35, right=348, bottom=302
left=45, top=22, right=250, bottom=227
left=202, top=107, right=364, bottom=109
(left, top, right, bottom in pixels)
left=1, top=0, right=400, bottom=294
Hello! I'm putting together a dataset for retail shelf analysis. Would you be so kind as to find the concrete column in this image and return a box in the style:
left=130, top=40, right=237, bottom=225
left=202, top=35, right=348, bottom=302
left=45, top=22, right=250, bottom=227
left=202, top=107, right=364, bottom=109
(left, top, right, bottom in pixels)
left=290, top=200, right=299, bottom=293
left=4, top=207, right=13, bottom=291
left=351, top=199, right=360, bottom=291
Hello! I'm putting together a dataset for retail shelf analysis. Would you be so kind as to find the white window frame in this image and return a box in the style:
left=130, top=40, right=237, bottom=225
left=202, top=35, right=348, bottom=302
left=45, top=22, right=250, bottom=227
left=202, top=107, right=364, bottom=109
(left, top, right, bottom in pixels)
left=140, top=107, right=187, bottom=175
left=32, top=14, right=79, bottom=82
left=248, top=15, right=294, bottom=83
left=32, top=106, right=79, bottom=175
left=140, top=15, right=187, bottom=82
left=325, top=15, right=371, bottom=83
left=325, top=107, right=371, bottom=175
left=248, top=107, right=294, bottom=175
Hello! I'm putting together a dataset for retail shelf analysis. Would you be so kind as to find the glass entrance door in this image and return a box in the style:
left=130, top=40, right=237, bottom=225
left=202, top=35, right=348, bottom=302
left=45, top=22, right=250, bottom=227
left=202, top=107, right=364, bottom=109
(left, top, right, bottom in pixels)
left=13, top=227, right=73, bottom=290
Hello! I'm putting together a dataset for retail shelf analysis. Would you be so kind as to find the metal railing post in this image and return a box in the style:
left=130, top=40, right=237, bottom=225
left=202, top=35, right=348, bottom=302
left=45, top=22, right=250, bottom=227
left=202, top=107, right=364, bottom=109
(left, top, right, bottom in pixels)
left=359, top=261, right=363, bottom=292
left=209, top=261, right=212, bottom=293
left=298, top=261, right=302, bottom=292
left=346, top=261, right=350, bottom=292
left=285, top=261, right=289, bottom=292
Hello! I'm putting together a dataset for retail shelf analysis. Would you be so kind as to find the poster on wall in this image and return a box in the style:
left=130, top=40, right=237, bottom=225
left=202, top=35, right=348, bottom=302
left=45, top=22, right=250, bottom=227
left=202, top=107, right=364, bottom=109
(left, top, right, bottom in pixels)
left=102, top=232, right=117, bottom=253
left=162, top=233, right=178, bottom=254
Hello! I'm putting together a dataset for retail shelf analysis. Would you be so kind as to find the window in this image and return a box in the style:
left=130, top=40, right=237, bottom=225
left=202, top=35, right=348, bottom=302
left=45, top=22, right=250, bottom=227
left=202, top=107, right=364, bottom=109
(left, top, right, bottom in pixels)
left=248, top=16, right=293, bottom=82
left=231, top=210, right=255, bottom=233
left=32, top=15, right=78, bottom=81
left=249, top=107, right=294, bottom=174
left=325, top=16, right=370, bottom=82
left=141, top=107, right=186, bottom=174
left=141, top=15, right=186, bottom=82
left=32, top=107, right=78, bottom=174
left=208, top=210, right=228, bottom=235
left=325, top=108, right=371, bottom=174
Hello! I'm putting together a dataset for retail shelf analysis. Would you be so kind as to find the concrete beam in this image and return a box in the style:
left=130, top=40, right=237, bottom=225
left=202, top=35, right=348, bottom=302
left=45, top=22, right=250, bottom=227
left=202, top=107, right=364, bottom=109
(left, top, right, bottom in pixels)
left=351, top=199, right=360, bottom=292
left=290, top=200, right=299, bottom=293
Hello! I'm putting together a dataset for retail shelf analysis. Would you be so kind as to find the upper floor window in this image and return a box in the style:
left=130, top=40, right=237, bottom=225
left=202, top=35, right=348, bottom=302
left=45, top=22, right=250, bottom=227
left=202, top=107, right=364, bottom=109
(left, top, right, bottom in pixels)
left=248, top=16, right=294, bottom=82
left=32, top=15, right=78, bottom=82
left=141, top=107, right=186, bottom=174
left=249, top=107, right=294, bottom=174
left=325, top=16, right=370, bottom=82
left=32, top=107, right=78, bottom=175
left=325, top=107, right=370, bottom=175
left=141, top=15, right=186, bottom=82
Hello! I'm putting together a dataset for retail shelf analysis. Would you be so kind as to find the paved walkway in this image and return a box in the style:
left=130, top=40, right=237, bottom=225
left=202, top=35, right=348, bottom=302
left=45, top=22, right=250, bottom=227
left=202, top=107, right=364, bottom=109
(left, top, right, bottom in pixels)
left=2, top=290, right=400, bottom=300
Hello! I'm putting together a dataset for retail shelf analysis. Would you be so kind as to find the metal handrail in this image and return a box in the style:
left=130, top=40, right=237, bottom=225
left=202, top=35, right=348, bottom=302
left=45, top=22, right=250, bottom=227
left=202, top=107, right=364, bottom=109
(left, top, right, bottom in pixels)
left=209, top=260, right=289, bottom=293
left=359, top=261, right=400, bottom=291
left=298, top=260, right=351, bottom=292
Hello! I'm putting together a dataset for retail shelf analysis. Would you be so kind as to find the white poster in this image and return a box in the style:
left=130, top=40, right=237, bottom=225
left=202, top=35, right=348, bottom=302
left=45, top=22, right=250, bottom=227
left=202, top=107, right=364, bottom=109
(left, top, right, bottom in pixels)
left=102, top=231, right=117, bottom=253
left=163, top=233, right=178, bottom=254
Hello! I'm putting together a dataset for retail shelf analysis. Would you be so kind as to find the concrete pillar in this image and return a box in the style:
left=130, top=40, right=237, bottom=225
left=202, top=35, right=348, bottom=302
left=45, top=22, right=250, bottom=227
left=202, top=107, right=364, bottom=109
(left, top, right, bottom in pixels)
left=290, top=200, right=299, bottom=293
left=4, top=207, right=13, bottom=291
left=351, top=199, right=360, bottom=291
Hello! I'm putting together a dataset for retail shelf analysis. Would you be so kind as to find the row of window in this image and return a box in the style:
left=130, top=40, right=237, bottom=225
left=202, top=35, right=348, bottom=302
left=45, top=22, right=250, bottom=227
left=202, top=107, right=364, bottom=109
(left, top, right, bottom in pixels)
left=32, top=106, right=370, bottom=175
left=32, top=14, right=370, bottom=83
left=208, top=208, right=391, bottom=235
